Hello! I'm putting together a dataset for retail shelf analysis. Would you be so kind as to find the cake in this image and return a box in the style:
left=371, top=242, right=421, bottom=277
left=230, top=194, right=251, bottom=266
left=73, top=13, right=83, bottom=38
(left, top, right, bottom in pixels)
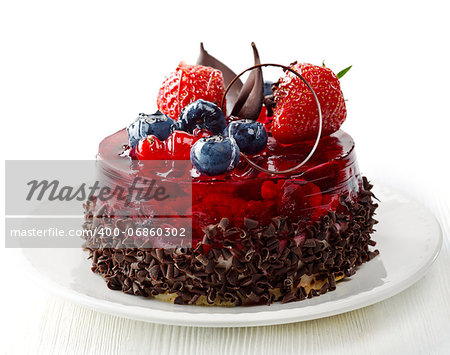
left=82, top=43, right=379, bottom=306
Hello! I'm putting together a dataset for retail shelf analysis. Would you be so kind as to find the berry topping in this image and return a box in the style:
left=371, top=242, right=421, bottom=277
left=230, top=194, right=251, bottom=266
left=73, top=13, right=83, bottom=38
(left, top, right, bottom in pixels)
left=165, top=130, right=199, bottom=160
left=277, top=180, right=323, bottom=219
left=127, top=112, right=174, bottom=148
left=278, top=182, right=306, bottom=219
left=272, top=63, right=347, bottom=144
left=177, top=99, right=227, bottom=134
left=223, top=119, right=268, bottom=155
left=135, top=135, right=166, bottom=160
left=302, top=181, right=322, bottom=207
left=261, top=180, right=277, bottom=200
left=190, top=136, right=240, bottom=176
left=157, top=63, right=225, bottom=119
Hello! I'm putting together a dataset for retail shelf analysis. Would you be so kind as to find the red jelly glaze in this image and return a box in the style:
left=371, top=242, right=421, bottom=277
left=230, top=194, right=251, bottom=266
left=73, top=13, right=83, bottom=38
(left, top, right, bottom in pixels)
left=98, top=128, right=361, bottom=244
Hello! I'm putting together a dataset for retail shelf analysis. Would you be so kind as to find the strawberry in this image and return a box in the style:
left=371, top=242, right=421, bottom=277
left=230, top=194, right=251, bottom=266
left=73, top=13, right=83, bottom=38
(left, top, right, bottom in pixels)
left=157, top=62, right=225, bottom=120
left=272, top=62, right=347, bottom=144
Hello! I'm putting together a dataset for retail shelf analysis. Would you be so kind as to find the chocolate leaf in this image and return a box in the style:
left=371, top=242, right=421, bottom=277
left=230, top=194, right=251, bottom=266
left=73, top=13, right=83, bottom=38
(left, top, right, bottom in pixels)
left=231, top=42, right=264, bottom=120
left=197, top=43, right=243, bottom=115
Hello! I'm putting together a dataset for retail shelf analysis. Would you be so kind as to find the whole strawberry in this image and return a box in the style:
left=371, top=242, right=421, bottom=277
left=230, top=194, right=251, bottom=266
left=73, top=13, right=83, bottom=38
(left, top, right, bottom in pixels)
left=157, top=62, right=225, bottom=120
left=272, top=63, right=347, bottom=144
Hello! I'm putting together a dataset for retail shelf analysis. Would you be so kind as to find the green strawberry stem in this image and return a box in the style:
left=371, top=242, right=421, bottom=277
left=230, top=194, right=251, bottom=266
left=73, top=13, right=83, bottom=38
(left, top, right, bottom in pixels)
left=337, top=65, right=352, bottom=79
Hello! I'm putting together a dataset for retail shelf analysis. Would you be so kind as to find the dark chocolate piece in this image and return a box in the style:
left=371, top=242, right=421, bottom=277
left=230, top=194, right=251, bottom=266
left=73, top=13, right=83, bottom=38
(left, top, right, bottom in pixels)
left=264, top=94, right=276, bottom=117
left=197, top=43, right=243, bottom=115
left=230, top=42, right=264, bottom=120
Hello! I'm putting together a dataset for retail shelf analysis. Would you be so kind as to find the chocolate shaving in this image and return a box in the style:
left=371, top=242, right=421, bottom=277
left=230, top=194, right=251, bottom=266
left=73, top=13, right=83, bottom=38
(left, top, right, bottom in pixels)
left=244, top=217, right=259, bottom=229
left=221, top=248, right=233, bottom=260
left=218, top=217, right=229, bottom=231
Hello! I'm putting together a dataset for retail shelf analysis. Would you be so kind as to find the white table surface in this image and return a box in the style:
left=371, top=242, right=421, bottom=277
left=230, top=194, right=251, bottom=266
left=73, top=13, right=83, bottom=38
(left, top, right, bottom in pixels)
left=2, top=0, right=450, bottom=354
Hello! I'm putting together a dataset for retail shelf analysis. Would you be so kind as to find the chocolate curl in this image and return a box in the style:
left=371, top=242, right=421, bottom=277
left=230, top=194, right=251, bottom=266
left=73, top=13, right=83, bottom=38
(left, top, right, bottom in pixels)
left=197, top=43, right=243, bottom=115
left=230, top=42, right=264, bottom=120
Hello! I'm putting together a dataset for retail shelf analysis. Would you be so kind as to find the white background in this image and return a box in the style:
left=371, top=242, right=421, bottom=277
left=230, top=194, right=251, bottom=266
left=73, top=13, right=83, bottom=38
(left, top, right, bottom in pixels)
left=1, top=0, right=449, bottom=354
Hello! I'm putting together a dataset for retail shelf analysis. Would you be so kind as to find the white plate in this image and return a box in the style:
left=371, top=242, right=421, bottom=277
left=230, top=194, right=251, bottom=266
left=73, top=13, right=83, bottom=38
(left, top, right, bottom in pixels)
left=21, top=184, right=442, bottom=327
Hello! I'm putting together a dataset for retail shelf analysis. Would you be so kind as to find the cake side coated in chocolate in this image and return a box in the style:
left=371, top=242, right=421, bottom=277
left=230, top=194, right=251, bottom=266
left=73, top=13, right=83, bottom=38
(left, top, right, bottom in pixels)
left=82, top=177, right=378, bottom=306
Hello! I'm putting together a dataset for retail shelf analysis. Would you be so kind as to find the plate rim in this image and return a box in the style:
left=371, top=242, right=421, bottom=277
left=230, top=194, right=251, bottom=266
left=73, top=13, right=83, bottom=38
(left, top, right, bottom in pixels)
left=20, top=184, right=443, bottom=327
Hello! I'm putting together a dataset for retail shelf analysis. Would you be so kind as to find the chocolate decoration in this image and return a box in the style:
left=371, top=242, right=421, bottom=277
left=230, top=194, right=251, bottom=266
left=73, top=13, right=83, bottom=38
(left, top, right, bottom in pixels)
left=83, top=177, right=379, bottom=306
left=197, top=43, right=243, bottom=115
left=264, top=95, right=275, bottom=117
left=230, top=42, right=264, bottom=120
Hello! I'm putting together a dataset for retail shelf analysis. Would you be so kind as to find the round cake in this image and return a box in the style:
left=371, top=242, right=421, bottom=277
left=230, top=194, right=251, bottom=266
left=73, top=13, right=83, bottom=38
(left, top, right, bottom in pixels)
left=82, top=43, right=379, bottom=306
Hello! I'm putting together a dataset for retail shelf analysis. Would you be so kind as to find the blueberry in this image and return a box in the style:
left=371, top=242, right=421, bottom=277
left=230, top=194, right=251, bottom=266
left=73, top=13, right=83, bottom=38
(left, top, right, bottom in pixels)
left=223, top=119, right=268, bottom=155
left=190, top=136, right=240, bottom=176
left=178, top=99, right=226, bottom=135
left=264, top=81, right=274, bottom=97
left=127, top=112, right=174, bottom=148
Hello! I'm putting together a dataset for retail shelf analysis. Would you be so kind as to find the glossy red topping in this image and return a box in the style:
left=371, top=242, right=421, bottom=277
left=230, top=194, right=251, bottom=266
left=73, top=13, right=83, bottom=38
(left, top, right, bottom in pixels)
left=135, top=136, right=166, bottom=160
left=165, top=131, right=198, bottom=160
left=98, top=128, right=361, bottom=243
